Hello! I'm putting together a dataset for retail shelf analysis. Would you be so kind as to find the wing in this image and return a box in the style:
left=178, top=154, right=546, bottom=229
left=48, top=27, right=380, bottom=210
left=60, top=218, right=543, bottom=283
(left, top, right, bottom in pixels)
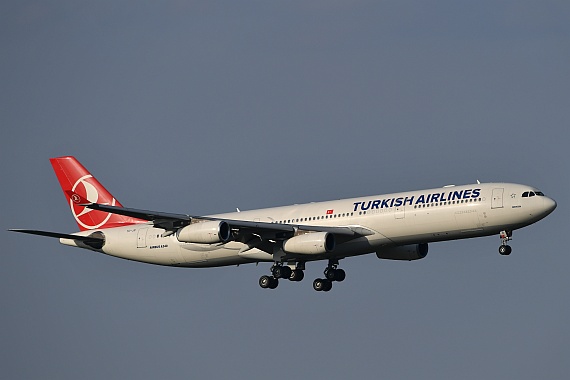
left=84, top=203, right=374, bottom=255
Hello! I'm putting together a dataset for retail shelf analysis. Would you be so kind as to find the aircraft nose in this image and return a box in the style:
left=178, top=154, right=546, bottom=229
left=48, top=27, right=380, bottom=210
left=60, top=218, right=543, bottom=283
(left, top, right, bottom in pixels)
left=542, top=197, right=557, bottom=215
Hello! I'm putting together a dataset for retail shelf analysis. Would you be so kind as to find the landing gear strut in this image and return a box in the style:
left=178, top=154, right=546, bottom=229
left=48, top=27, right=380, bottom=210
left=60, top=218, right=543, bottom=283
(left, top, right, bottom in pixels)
left=313, top=259, right=346, bottom=292
left=499, top=230, right=512, bottom=256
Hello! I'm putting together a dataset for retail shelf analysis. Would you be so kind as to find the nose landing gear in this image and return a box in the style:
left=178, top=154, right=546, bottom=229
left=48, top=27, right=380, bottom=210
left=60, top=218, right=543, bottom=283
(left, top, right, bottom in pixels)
left=499, top=230, right=512, bottom=255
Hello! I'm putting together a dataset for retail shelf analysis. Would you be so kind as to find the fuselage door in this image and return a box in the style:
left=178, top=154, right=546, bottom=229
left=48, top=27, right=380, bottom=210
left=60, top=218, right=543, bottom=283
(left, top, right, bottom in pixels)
left=137, top=228, right=148, bottom=248
left=491, top=188, right=504, bottom=209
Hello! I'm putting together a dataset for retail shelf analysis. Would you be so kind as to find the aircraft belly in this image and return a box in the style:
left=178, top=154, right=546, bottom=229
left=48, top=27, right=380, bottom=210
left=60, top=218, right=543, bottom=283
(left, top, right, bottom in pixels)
left=178, top=242, right=250, bottom=267
left=333, top=236, right=384, bottom=257
left=379, top=206, right=484, bottom=244
left=99, top=226, right=186, bottom=265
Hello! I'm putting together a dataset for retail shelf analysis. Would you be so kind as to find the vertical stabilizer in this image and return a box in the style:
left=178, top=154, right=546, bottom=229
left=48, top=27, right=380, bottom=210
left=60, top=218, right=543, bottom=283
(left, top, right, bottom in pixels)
left=50, top=156, right=145, bottom=231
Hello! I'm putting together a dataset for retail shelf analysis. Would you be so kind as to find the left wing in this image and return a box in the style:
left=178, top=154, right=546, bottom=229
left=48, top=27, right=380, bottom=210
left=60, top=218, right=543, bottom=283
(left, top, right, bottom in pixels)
left=86, top=202, right=371, bottom=236
left=84, top=202, right=374, bottom=254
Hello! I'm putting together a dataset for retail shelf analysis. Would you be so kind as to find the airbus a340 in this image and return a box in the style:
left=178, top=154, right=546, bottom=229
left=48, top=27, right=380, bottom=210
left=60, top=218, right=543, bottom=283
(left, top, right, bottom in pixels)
left=11, top=156, right=556, bottom=292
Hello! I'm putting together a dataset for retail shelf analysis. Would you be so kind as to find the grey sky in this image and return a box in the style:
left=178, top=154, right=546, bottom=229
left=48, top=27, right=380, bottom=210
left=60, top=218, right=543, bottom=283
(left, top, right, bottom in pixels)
left=2, top=1, right=569, bottom=379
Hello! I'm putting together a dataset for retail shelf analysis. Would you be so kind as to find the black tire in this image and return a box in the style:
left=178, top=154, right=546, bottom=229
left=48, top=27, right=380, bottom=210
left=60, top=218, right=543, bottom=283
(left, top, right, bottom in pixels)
left=335, top=269, right=346, bottom=282
left=271, top=266, right=282, bottom=278
left=325, top=268, right=336, bottom=281
left=499, top=245, right=512, bottom=256
left=322, top=279, right=333, bottom=292
left=272, top=266, right=292, bottom=279
left=281, top=266, right=292, bottom=279
left=259, top=275, right=272, bottom=289
left=313, top=278, right=324, bottom=291
left=268, top=277, right=279, bottom=289
left=289, top=269, right=304, bottom=282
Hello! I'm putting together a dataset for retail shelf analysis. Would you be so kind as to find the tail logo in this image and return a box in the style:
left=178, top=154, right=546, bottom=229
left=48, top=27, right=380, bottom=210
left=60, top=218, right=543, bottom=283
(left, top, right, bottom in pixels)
left=70, top=175, right=116, bottom=230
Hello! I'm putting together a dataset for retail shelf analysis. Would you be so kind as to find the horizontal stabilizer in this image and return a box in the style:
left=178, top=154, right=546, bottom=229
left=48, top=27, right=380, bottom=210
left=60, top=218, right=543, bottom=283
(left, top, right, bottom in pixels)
left=9, top=229, right=104, bottom=242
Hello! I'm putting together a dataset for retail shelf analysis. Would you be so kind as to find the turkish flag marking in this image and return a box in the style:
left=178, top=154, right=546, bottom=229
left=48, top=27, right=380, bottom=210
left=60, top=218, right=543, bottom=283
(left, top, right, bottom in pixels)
left=326, top=209, right=334, bottom=214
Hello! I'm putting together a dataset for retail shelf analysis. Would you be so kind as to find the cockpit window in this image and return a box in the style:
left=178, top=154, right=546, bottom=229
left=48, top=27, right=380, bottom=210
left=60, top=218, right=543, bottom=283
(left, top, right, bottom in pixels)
left=522, top=191, right=545, bottom=198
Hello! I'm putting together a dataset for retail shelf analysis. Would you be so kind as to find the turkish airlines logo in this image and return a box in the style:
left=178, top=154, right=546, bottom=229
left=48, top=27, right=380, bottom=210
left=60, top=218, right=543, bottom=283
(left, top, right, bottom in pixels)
left=70, top=175, right=116, bottom=229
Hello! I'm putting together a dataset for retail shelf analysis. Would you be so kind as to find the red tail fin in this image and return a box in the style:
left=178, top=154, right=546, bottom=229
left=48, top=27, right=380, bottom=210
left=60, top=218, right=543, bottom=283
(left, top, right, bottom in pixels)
left=50, top=156, right=145, bottom=231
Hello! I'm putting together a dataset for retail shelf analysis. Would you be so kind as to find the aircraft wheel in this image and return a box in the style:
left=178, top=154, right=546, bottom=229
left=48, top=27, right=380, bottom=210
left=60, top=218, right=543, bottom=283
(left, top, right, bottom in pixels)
left=313, top=278, right=325, bottom=291
left=335, top=269, right=346, bottom=282
left=268, top=277, right=279, bottom=289
left=313, top=278, right=333, bottom=292
left=499, top=245, right=512, bottom=256
left=259, top=275, right=272, bottom=289
left=289, top=269, right=304, bottom=282
left=272, top=265, right=292, bottom=279
left=325, top=268, right=346, bottom=282
left=325, top=268, right=336, bottom=281
left=280, top=266, right=292, bottom=279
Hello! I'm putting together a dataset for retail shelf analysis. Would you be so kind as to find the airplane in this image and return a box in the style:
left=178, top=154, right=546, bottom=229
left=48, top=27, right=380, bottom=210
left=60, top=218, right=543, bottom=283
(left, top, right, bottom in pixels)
left=10, top=156, right=557, bottom=292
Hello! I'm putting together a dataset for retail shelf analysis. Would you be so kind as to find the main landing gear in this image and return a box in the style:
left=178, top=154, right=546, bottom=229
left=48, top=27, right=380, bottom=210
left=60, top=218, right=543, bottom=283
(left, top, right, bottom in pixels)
left=258, top=263, right=305, bottom=290
left=259, top=260, right=346, bottom=292
left=499, top=230, right=512, bottom=256
left=313, top=259, right=345, bottom=292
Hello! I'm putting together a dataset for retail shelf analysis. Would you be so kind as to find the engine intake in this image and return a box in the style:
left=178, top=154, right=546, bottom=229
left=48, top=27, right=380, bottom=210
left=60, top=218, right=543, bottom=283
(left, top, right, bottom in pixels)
left=176, top=221, right=231, bottom=244
left=283, top=232, right=335, bottom=255
left=376, top=243, right=428, bottom=261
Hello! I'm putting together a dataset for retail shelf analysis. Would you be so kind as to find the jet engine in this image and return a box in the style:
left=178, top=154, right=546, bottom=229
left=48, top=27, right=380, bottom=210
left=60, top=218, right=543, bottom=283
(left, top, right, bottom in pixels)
left=283, top=232, right=335, bottom=255
left=376, top=243, right=428, bottom=261
left=176, top=221, right=231, bottom=244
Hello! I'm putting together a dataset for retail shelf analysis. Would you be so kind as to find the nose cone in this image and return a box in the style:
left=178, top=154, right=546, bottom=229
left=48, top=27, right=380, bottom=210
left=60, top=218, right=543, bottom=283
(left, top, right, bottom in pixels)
left=542, top=197, right=557, bottom=216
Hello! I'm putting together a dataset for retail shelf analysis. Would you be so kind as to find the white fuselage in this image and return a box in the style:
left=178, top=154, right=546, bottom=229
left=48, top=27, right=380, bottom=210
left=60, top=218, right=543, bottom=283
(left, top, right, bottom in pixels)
left=61, top=183, right=556, bottom=267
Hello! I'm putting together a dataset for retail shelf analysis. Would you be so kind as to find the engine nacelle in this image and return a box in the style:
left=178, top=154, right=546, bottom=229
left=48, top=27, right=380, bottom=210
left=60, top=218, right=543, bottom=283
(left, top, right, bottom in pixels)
left=283, top=232, right=335, bottom=255
left=176, top=221, right=231, bottom=244
left=376, top=243, right=428, bottom=261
